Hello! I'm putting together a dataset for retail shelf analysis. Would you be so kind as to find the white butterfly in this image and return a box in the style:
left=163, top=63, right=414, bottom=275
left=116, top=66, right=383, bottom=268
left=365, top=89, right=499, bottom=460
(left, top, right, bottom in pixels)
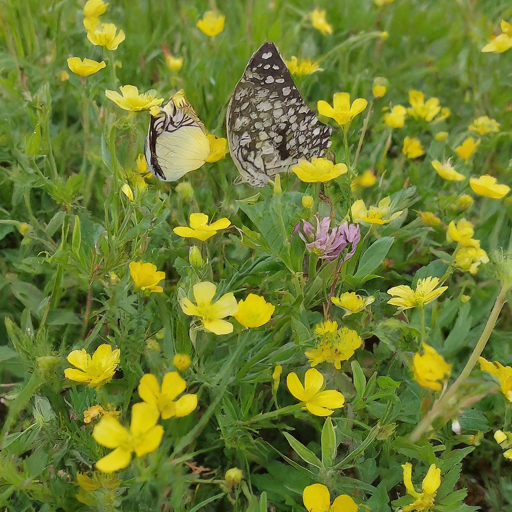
left=226, top=41, right=332, bottom=187
left=145, top=91, right=210, bottom=182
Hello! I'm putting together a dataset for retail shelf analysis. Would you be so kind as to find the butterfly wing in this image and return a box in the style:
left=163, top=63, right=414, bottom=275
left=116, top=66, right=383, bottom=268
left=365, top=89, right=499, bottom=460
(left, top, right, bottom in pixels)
left=226, top=41, right=332, bottom=187
left=145, top=100, right=210, bottom=182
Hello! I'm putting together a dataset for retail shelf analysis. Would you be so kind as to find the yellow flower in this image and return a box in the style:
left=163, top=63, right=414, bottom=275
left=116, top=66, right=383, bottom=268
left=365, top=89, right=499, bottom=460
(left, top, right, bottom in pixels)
left=331, top=292, right=374, bottom=316
left=469, top=116, right=500, bottom=135
left=67, top=57, right=106, bottom=77
left=180, top=281, right=238, bottom=335
left=225, top=468, right=243, bottom=485
left=418, top=211, right=441, bottom=227
left=470, top=175, right=510, bottom=199
left=454, top=194, right=474, bottom=211
left=60, top=70, right=70, bottom=81
left=173, top=213, right=230, bottom=241
left=482, top=20, right=512, bottom=53
left=306, top=326, right=362, bottom=370
left=309, top=8, right=332, bottom=35
left=384, top=105, right=407, bottom=128
left=173, top=354, right=191, bottom=371
left=479, top=357, right=512, bottom=401
left=455, top=246, right=489, bottom=274
left=314, top=320, right=338, bottom=336
left=351, top=197, right=403, bottom=225
left=302, top=195, right=314, bottom=208
left=165, top=54, right=183, bottom=72
left=431, top=160, right=464, bottom=181
left=407, top=90, right=441, bottom=122
left=84, top=405, right=120, bottom=424
left=137, top=153, right=150, bottom=176
left=351, top=170, right=377, bottom=190
left=413, top=344, right=451, bottom=391
left=303, top=484, right=358, bottom=512
left=197, top=11, right=225, bottom=37
left=387, top=276, right=447, bottom=310
left=234, top=294, right=275, bottom=328
left=372, top=77, right=387, bottom=98
left=129, top=260, right=165, bottom=293
left=138, top=372, right=197, bottom=420
left=87, top=22, right=125, bottom=50
left=83, top=0, right=108, bottom=18
left=402, top=137, right=425, bottom=159
left=446, top=219, right=478, bottom=247
left=105, top=85, right=163, bottom=112
left=434, top=131, right=449, bottom=141
left=205, top=134, right=228, bottom=163
left=318, top=92, right=368, bottom=126
left=285, top=56, right=322, bottom=76
left=287, top=368, right=345, bottom=416
left=455, top=137, right=480, bottom=162
left=272, top=365, right=282, bottom=393
left=402, top=463, right=441, bottom=512
left=121, top=183, right=134, bottom=201
left=292, top=157, right=347, bottom=183
left=93, top=402, right=164, bottom=473
left=65, top=344, right=120, bottom=388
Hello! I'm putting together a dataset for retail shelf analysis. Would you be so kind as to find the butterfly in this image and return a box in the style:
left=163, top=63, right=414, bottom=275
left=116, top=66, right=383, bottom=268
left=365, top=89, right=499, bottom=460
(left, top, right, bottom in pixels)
left=145, top=90, right=210, bottom=182
left=226, top=41, right=332, bottom=187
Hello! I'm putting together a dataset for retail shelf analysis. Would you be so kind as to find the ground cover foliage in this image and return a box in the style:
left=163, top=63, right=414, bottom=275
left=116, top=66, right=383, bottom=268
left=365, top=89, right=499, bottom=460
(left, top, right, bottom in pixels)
left=1, top=0, right=512, bottom=510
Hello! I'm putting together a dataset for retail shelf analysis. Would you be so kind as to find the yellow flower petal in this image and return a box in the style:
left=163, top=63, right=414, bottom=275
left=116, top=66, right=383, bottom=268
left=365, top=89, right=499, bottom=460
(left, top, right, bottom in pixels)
left=93, top=416, right=131, bottom=449
left=161, top=372, right=187, bottom=401
left=174, top=394, right=198, bottom=417
left=303, top=484, right=331, bottom=512
left=130, top=402, right=160, bottom=437
left=95, top=447, right=132, bottom=473
left=203, top=318, right=234, bottom=335
left=286, top=372, right=306, bottom=402
left=133, top=425, right=164, bottom=457
left=138, top=373, right=160, bottom=408
left=331, top=495, right=358, bottom=512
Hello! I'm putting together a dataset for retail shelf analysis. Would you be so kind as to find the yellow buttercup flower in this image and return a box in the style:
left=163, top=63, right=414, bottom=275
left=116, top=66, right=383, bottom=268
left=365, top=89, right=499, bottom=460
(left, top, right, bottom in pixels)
left=138, top=372, right=197, bottom=420
left=93, top=403, right=164, bottom=473
left=67, top=57, right=106, bottom=77
left=314, top=320, right=338, bottom=336
left=402, top=137, right=425, bottom=159
left=413, top=344, right=451, bottom=391
left=482, top=20, right=512, bottom=53
left=129, top=260, right=165, bottom=293
left=455, top=137, right=480, bottom=162
left=285, top=56, right=322, bottom=76
left=309, top=8, right=332, bottom=35
left=331, top=292, right=374, bottom=316
left=303, top=484, right=358, bottom=512
left=234, top=294, right=275, bottom=328
left=469, top=116, right=500, bottom=135
left=434, top=131, right=449, bottom=141
left=479, top=357, right=512, bottom=401
left=351, top=170, right=377, bottom=190
left=105, top=85, right=164, bottom=112
left=306, top=325, right=362, bottom=370
left=165, top=54, right=183, bottom=72
left=64, top=344, right=120, bottom=388
left=180, top=281, right=238, bottom=335
left=351, top=197, right=403, bottom=225
left=372, top=77, right=387, bottom=98
left=431, top=160, right=464, bottom=181
left=292, top=158, right=347, bottom=183
left=455, top=246, right=489, bottom=274
left=173, top=354, right=191, bottom=371
left=83, top=0, right=108, bottom=18
left=418, top=211, right=441, bottom=227
left=387, top=276, right=448, bottom=310
left=446, top=219, right=478, bottom=247
left=384, top=105, right=406, bottom=128
left=402, top=463, right=441, bottom=512
left=317, top=92, right=368, bottom=126
left=205, top=134, right=228, bottom=163
left=173, top=213, right=230, bottom=241
left=87, top=22, right=125, bottom=50
left=197, top=11, right=225, bottom=37
left=407, top=90, right=441, bottom=122
left=287, top=368, right=345, bottom=416
left=470, top=175, right=510, bottom=199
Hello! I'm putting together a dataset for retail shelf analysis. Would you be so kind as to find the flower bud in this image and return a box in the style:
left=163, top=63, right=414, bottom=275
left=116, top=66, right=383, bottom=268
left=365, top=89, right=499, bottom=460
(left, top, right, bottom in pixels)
left=173, top=353, right=192, bottom=371
left=273, top=174, right=282, bottom=195
left=302, top=195, right=314, bottom=208
left=17, top=223, right=31, bottom=236
left=454, top=194, right=474, bottom=211
left=176, top=182, right=194, bottom=200
left=121, top=183, right=134, bottom=201
left=225, top=468, right=243, bottom=485
left=146, top=338, right=160, bottom=351
left=434, top=131, right=449, bottom=141
left=189, top=246, right=204, bottom=268
left=155, top=329, right=165, bottom=340
left=109, top=272, right=120, bottom=285
left=495, top=430, right=508, bottom=445
left=372, top=77, right=387, bottom=98
left=491, top=249, right=512, bottom=292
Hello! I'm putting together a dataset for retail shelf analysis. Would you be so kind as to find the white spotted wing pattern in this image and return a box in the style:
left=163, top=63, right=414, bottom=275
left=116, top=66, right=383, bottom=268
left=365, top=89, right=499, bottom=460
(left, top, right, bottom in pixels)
left=226, top=41, right=332, bottom=187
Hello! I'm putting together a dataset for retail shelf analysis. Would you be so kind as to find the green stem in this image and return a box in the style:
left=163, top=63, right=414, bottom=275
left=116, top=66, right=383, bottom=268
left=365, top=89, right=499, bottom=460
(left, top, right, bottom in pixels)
left=353, top=101, right=372, bottom=170
left=81, top=81, right=90, bottom=173
left=420, top=305, right=426, bottom=346
left=333, top=424, right=379, bottom=469
left=246, top=404, right=302, bottom=424
left=409, top=286, right=508, bottom=442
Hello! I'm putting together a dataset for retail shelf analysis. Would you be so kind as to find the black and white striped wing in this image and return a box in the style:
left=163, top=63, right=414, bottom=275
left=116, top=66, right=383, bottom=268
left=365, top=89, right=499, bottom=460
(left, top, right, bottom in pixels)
left=226, top=41, right=332, bottom=187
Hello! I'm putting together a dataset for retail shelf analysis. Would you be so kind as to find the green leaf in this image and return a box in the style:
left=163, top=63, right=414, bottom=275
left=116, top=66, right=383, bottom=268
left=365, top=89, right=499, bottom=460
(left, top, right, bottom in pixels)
left=259, top=491, right=268, bottom=512
left=46, top=309, right=81, bottom=326
left=351, top=360, right=366, bottom=400
left=354, top=237, right=394, bottom=279
left=283, top=432, right=323, bottom=468
left=25, top=123, right=41, bottom=156
left=321, top=417, right=337, bottom=468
